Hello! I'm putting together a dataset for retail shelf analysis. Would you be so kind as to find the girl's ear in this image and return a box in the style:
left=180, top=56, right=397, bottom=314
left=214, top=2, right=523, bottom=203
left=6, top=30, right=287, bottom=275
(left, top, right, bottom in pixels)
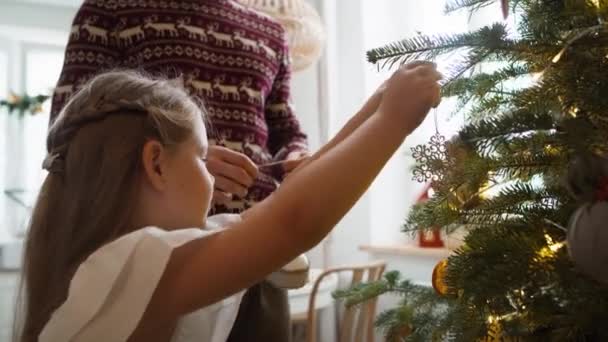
left=141, top=140, right=168, bottom=192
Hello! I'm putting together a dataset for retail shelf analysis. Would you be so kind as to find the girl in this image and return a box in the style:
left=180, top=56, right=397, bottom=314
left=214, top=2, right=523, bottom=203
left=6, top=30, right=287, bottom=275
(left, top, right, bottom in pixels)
left=17, top=61, right=441, bottom=342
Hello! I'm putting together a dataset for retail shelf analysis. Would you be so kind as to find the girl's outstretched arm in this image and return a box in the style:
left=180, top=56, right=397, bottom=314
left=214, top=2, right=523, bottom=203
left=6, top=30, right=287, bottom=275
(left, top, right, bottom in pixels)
left=130, top=62, right=441, bottom=340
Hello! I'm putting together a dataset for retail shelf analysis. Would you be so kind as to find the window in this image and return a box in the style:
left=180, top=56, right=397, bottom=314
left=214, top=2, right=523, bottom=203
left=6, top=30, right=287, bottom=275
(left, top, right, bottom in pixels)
left=25, top=46, right=65, bottom=96
left=0, top=39, right=65, bottom=239
left=0, top=46, right=9, bottom=240
left=358, top=1, right=468, bottom=245
left=0, top=51, right=7, bottom=97
left=22, top=45, right=64, bottom=195
left=365, top=3, right=521, bottom=246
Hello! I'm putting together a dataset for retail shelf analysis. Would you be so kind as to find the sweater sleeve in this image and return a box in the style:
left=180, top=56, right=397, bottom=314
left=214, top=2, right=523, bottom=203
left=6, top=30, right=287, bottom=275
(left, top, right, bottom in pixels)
left=264, top=31, right=308, bottom=162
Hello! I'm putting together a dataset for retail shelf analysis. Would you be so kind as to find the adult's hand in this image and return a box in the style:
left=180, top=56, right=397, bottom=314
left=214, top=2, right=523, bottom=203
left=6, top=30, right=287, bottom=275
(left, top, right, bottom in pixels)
left=206, top=146, right=258, bottom=205
left=282, top=151, right=311, bottom=177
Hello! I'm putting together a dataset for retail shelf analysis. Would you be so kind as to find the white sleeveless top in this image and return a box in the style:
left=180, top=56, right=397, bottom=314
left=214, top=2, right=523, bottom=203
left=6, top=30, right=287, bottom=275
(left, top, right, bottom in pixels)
left=39, top=214, right=244, bottom=342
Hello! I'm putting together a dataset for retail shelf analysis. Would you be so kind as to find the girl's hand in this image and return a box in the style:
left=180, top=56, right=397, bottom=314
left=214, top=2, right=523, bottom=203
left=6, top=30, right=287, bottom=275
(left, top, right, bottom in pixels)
left=282, top=151, right=310, bottom=176
left=379, top=61, right=442, bottom=134
left=359, top=81, right=387, bottom=115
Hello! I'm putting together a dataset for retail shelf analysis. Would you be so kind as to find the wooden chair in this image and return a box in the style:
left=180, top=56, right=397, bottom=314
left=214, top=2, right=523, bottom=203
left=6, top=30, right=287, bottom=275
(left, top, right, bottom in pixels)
left=305, top=261, right=387, bottom=342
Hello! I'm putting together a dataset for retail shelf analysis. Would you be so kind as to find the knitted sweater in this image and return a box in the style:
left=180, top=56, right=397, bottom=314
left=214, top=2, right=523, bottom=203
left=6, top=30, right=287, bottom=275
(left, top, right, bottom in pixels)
left=50, top=0, right=308, bottom=213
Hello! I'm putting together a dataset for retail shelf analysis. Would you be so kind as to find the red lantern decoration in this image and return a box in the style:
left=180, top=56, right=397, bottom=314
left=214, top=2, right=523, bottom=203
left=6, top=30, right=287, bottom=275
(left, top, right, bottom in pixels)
left=417, top=184, right=445, bottom=248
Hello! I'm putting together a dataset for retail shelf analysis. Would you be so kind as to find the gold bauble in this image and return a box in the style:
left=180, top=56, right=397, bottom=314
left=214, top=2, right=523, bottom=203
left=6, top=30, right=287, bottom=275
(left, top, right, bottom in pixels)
left=432, top=259, right=449, bottom=295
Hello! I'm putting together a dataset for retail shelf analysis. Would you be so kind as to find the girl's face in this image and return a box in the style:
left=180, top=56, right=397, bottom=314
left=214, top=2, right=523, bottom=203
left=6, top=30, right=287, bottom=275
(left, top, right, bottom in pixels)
left=164, top=117, right=215, bottom=228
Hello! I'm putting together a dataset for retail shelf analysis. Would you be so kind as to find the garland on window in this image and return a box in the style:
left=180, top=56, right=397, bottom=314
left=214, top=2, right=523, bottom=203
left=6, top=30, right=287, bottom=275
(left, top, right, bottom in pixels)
left=0, top=91, right=50, bottom=115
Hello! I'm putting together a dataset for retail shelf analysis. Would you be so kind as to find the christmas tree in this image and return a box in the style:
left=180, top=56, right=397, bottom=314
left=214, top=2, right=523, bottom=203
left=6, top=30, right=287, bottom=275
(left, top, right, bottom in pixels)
left=335, top=0, right=608, bottom=340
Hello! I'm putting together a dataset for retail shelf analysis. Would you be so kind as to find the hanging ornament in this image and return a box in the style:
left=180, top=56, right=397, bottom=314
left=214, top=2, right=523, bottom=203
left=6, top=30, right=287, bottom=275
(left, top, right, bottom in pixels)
left=416, top=183, right=446, bottom=248
left=567, top=201, right=608, bottom=284
left=412, top=109, right=448, bottom=183
left=413, top=133, right=487, bottom=212
left=432, top=258, right=449, bottom=295
left=566, top=152, right=608, bottom=284
left=501, top=0, right=509, bottom=19
left=237, top=0, right=326, bottom=72
left=411, top=133, right=447, bottom=183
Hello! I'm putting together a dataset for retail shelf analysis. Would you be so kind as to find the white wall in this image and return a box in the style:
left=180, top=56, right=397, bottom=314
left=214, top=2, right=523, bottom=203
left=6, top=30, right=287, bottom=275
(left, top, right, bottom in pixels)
left=363, top=0, right=468, bottom=246
left=319, top=0, right=374, bottom=267
left=316, top=0, right=469, bottom=269
left=0, top=0, right=77, bottom=33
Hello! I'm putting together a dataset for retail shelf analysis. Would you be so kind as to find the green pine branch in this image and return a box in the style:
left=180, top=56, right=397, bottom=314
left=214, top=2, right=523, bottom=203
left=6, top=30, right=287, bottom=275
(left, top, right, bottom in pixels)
left=492, top=152, right=562, bottom=180
left=334, top=271, right=454, bottom=341
left=442, top=63, right=531, bottom=118
left=442, top=63, right=530, bottom=98
left=367, top=23, right=512, bottom=70
left=444, top=0, right=497, bottom=14
left=460, top=107, right=556, bottom=149
left=471, top=183, right=560, bottom=213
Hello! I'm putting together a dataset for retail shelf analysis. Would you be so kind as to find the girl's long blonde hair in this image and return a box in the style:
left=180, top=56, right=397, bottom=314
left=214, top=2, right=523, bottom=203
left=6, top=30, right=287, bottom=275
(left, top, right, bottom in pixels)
left=15, top=71, right=204, bottom=342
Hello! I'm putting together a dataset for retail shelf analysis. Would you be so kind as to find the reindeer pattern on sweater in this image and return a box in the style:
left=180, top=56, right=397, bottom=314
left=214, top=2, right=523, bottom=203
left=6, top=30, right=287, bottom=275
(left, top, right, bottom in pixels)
left=51, top=0, right=308, bottom=213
